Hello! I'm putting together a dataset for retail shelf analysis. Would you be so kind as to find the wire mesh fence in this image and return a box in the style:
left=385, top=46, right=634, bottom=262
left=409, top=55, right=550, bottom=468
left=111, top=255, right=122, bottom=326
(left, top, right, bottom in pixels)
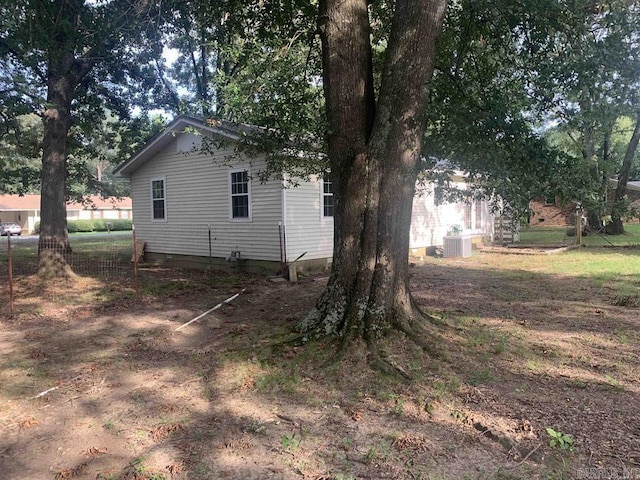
left=0, top=231, right=135, bottom=280
left=1, top=231, right=139, bottom=315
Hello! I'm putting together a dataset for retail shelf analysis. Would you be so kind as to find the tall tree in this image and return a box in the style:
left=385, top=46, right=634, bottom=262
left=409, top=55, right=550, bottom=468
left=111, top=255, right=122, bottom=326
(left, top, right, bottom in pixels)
left=156, top=0, right=235, bottom=115
left=0, top=0, right=164, bottom=278
left=530, top=0, right=640, bottom=230
left=157, top=0, right=325, bottom=182
left=609, top=110, right=640, bottom=233
left=424, top=0, right=564, bottom=219
left=300, top=0, right=447, bottom=361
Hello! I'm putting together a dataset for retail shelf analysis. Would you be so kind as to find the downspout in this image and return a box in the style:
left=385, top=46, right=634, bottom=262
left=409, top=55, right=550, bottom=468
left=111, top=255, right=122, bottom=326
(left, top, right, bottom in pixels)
left=281, top=176, right=288, bottom=265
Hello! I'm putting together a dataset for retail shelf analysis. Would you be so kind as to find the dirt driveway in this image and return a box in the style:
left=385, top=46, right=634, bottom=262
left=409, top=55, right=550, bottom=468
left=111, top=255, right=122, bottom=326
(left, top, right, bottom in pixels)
left=1, top=252, right=639, bottom=479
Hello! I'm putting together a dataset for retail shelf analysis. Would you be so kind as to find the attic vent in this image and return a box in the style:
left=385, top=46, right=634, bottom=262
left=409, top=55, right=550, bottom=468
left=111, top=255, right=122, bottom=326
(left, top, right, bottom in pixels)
left=177, top=132, right=202, bottom=153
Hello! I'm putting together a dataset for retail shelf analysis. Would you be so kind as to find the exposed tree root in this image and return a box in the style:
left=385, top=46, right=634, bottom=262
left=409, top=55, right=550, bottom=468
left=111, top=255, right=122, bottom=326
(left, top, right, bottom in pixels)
left=299, top=297, right=450, bottom=381
left=37, top=254, right=77, bottom=282
left=371, top=355, right=412, bottom=380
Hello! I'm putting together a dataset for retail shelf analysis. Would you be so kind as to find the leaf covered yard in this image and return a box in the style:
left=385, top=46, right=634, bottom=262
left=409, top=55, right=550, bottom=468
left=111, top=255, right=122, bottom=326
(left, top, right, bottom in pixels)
left=0, top=249, right=639, bottom=480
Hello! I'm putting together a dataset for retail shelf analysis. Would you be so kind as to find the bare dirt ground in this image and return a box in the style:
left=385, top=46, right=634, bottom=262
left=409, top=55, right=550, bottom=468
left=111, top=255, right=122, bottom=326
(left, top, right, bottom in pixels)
left=1, top=252, right=639, bottom=480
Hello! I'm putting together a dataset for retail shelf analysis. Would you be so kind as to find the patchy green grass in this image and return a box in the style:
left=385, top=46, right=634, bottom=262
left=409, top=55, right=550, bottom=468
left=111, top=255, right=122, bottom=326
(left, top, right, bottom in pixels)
left=518, top=226, right=570, bottom=245
left=518, top=223, right=640, bottom=247
left=583, top=222, right=640, bottom=247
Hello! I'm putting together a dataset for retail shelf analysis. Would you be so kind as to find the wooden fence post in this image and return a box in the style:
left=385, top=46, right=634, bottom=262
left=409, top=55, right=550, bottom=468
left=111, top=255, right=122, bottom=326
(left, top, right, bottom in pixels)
left=575, top=205, right=582, bottom=246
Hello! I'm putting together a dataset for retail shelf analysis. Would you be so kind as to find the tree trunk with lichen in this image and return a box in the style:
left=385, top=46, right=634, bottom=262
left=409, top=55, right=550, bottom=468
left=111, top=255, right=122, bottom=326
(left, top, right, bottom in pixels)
left=301, top=0, right=447, bottom=358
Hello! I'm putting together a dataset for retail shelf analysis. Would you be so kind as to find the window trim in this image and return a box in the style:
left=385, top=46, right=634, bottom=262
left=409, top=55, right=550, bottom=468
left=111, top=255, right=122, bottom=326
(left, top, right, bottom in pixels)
left=150, top=176, right=167, bottom=222
left=229, top=168, right=252, bottom=222
left=320, top=176, right=334, bottom=220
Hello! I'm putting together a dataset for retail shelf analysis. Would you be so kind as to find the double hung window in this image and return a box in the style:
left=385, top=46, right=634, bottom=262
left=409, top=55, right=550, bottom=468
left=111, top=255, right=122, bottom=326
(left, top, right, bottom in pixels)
left=151, top=177, right=166, bottom=221
left=230, top=170, right=251, bottom=220
left=322, top=177, right=334, bottom=218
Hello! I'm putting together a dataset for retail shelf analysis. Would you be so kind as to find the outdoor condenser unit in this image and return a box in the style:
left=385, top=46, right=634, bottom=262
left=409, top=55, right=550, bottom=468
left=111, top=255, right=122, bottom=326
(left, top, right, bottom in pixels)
left=443, top=236, right=472, bottom=258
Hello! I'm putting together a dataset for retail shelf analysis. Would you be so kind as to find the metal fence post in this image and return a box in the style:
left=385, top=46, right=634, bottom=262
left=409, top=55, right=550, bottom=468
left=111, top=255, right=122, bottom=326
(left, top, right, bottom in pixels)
left=8, top=234, right=14, bottom=315
left=132, top=225, right=140, bottom=300
left=208, top=224, right=212, bottom=268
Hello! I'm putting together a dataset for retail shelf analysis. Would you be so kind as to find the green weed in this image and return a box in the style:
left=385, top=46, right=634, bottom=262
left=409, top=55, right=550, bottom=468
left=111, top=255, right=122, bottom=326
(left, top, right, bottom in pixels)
left=281, top=432, right=301, bottom=451
left=545, top=427, right=576, bottom=452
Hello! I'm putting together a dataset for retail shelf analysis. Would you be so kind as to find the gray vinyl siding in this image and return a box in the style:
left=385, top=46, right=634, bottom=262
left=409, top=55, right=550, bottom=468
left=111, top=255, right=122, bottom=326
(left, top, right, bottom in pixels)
left=130, top=136, right=283, bottom=261
left=283, top=175, right=334, bottom=261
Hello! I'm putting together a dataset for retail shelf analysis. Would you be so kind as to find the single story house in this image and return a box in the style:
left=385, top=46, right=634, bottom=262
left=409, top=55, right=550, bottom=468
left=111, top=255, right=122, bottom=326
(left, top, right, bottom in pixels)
left=529, top=196, right=576, bottom=226
left=0, top=194, right=132, bottom=234
left=113, top=115, right=495, bottom=273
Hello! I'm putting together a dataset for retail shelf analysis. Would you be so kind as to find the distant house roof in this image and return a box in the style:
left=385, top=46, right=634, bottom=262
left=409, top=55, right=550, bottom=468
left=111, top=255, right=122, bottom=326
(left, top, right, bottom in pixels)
left=0, top=194, right=132, bottom=211
left=113, top=114, right=259, bottom=177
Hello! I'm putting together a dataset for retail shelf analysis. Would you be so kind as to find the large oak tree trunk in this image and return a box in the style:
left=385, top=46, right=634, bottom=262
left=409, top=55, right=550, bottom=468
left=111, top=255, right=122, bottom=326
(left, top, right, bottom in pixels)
left=37, top=0, right=93, bottom=279
left=302, top=0, right=447, bottom=357
left=38, top=77, right=75, bottom=279
left=608, top=111, right=640, bottom=235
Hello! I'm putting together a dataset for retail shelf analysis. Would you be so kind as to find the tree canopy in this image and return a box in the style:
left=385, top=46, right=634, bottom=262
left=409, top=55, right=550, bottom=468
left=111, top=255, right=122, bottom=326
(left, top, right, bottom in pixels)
left=0, top=0, right=170, bottom=276
left=530, top=0, right=640, bottom=229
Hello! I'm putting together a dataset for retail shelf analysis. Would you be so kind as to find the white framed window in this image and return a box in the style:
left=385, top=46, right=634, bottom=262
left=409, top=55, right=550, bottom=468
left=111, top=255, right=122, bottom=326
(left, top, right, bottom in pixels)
left=150, top=176, right=167, bottom=221
left=321, top=177, right=334, bottom=219
left=229, top=169, right=251, bottom=221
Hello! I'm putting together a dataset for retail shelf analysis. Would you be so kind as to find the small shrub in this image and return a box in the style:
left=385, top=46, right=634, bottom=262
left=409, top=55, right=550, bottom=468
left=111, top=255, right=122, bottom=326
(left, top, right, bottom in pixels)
left=92, top=219, right=107, bottom=231
left=34, top=218, right=132, bottom=234
left=109, top=218, right=132, bottom=231
left=71, top=220, right=95, bottom=232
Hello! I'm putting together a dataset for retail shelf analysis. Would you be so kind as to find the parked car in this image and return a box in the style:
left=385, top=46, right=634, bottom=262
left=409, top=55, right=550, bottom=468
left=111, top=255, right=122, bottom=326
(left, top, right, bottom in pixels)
left=0, top=222, right=22, bottom=236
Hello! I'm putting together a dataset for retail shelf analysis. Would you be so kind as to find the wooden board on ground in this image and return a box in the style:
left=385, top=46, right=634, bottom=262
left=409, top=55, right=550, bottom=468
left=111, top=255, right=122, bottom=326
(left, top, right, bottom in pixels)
left=131, top=240, right=146, bottom=263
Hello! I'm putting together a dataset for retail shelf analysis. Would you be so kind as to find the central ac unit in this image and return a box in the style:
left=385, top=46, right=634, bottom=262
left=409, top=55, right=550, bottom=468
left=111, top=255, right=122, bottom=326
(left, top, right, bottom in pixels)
left=443, top=236, right=472, bottom=258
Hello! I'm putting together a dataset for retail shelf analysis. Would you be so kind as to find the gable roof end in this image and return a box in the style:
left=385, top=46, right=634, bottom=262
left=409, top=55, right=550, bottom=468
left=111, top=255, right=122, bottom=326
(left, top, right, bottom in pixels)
left=112, top=115, right=257, bottom=177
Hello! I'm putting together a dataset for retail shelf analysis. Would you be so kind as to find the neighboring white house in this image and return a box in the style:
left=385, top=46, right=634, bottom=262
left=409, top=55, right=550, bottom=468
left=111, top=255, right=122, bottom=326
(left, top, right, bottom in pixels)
left=0, top=194, right=132, bottom=234
left=113, top=115, right=494, bottom=272
left=410, top=176, right=493, bottom=254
